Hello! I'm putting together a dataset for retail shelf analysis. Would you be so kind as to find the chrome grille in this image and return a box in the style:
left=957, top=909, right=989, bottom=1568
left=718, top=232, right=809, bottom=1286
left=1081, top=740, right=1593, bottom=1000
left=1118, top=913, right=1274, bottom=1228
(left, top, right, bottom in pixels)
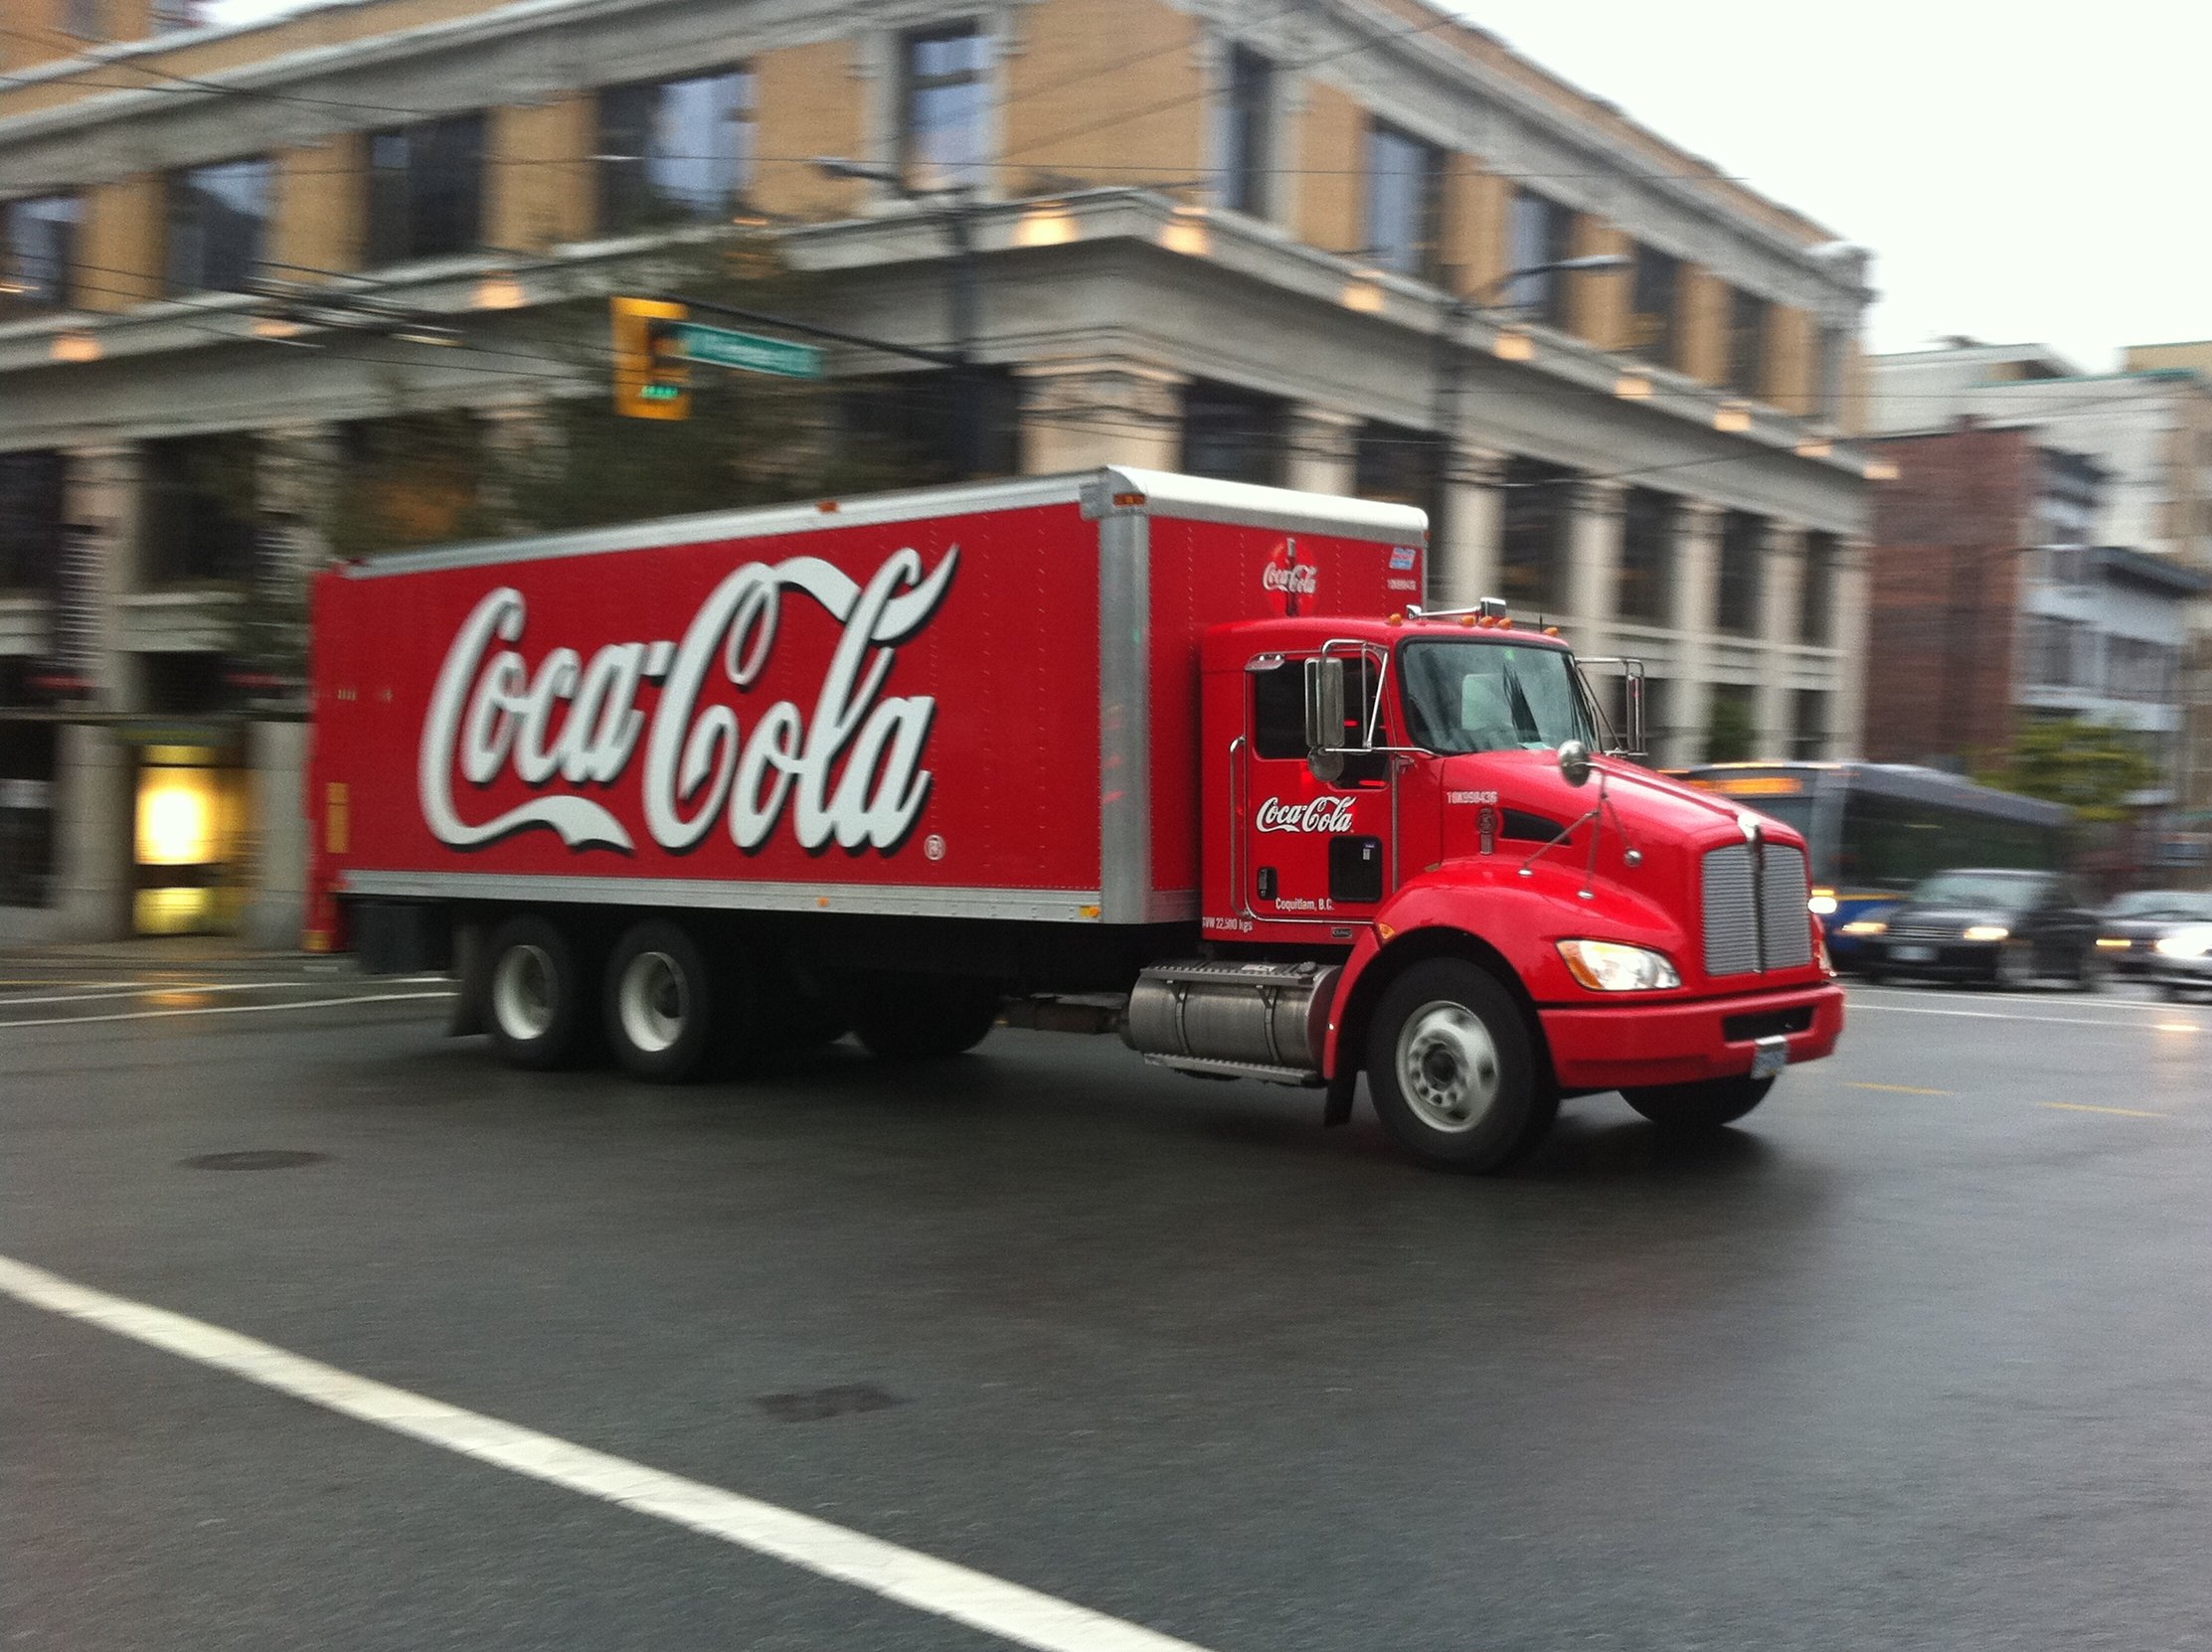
left=1703, top=839, right=1814, bottom=976
left=1889, top=918, right=1956, bottom=942
left=1761, top=845, right=1814, bottom=969
left=1703, top=844, right=1761, bottom=976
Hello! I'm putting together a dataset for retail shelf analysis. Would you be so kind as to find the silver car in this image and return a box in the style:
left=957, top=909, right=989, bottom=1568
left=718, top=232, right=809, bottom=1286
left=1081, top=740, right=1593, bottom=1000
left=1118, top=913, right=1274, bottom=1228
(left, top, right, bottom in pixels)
left=2147, top=921, right=2212, bottom=1002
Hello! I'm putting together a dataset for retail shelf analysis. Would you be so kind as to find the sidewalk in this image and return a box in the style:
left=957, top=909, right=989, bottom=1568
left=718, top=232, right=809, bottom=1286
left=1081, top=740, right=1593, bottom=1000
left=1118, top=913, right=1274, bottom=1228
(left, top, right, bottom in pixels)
left=0, top=935, right=349, bottom=982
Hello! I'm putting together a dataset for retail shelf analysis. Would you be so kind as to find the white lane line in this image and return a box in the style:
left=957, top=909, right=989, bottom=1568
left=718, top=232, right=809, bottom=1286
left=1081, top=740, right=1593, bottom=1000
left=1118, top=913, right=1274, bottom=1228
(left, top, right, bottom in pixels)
left=0, top=976, right=447, bottom=1009
left=1850, top=1000, right=2202, bottom=1032
left=1849, top=985, right=2175, bottom=1011
left=0, top=991, right=454, bottom=1031
left=0, top=1254, right=1213, bottom=1652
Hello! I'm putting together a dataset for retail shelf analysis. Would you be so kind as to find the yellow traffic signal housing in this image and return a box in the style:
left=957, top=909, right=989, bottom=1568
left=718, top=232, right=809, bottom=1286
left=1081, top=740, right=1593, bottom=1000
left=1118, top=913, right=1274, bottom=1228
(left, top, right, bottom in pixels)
left=611, top=296, right=690, bottom=419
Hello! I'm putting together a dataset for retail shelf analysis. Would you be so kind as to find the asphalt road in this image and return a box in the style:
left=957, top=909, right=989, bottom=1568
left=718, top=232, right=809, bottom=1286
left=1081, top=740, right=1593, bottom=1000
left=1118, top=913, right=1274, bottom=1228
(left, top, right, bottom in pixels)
left=3, top=955, right=2209, bottom=1651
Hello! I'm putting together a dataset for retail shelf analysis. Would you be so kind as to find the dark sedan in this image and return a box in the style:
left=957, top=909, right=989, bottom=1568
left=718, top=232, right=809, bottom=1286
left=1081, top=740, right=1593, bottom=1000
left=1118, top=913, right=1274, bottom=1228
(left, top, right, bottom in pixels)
left=1858, top=869, right=2103, bottom=989
left=2097, top=890, right=2212, bottom=978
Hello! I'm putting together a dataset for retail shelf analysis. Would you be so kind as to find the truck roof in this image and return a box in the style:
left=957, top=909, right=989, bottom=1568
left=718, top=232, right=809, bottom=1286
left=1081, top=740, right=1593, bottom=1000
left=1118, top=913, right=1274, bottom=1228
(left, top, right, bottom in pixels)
left=338, top=467, right=1429, bottom=581
left=1204, top=614, right=1578, bottom=663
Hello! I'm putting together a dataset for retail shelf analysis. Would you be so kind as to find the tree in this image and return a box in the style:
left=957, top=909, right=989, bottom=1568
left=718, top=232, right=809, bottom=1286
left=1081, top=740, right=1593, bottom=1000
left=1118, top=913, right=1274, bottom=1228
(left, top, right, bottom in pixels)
left=1974, top=717, right=2161, bottom=823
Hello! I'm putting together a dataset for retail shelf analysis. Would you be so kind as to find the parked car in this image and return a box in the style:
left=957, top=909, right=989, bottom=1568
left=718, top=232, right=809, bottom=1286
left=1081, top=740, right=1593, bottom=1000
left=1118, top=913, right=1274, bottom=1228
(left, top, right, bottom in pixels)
left=1855, top=869, right=2104, bottom=989
left=2145, top=922, right=2212, bottom=1002
left=2097, top=891, right=2212, bottom=979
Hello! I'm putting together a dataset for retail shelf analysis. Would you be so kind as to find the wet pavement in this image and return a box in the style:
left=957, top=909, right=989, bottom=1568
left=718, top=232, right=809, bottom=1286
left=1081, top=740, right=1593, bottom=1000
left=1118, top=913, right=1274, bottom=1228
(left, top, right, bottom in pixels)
left=3, top=956, right=2208, bottom=1651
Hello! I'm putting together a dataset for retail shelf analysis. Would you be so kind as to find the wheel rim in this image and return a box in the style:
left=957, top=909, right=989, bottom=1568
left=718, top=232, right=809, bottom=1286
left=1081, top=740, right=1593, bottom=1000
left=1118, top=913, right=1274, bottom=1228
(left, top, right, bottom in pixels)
left=618, top=950, right=689, bottom=1055
left=492, top=944, right=557, bottom=1041
left=1395, top=1000, right=1501, bottom=1134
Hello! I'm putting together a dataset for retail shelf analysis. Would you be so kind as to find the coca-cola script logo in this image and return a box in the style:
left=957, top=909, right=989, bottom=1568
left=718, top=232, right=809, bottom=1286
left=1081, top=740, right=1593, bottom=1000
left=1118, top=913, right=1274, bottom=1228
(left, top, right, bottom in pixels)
left=1263, top=540, right=1317, bottom=615
left=419, top=548, right=957, bottom=855
left=1254, top=796, right=1357, bottom=833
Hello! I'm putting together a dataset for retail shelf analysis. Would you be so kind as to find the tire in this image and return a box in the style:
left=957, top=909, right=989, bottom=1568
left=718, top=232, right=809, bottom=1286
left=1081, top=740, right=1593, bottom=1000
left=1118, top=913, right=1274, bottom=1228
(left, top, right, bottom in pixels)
left=1993, top=943, right=2035, bottom=991
left=603, top=918, right=726, bottom=1083
left=848, top=974, right=1001, bottom=1060
left=1364, top=958, right=1552, bottom=1173
left=1620, top=1074, right=1774, bottom=1131
left=485, top=913, right=594, bottom=1071
left=2070, top=947, right=2109, bottom=993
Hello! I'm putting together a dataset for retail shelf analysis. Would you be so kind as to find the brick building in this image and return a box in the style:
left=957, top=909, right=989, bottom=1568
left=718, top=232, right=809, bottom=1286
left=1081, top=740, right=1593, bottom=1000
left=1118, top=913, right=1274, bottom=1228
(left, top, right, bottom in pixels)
left=0, top=0, right=1877, bottom=942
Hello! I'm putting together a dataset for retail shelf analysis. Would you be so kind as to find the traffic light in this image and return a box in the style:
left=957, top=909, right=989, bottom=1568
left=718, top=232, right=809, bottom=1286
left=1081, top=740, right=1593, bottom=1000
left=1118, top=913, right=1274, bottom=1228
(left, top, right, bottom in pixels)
left=611, top=296, right=690, bottom=419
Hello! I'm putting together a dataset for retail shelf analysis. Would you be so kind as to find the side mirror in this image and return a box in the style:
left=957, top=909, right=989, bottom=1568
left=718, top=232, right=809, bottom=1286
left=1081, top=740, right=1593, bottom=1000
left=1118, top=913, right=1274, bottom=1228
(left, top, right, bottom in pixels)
left=1558, top=739, right=1594, bottom=787
left=1303, top=656, right=1348, bottom=784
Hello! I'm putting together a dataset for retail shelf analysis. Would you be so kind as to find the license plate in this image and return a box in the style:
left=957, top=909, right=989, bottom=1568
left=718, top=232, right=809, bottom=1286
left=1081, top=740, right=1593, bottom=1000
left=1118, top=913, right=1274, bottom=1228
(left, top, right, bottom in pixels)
left=1751, top=1037, right=1789, bottom=1080
left=1894, top=944, right=1936, bottom=963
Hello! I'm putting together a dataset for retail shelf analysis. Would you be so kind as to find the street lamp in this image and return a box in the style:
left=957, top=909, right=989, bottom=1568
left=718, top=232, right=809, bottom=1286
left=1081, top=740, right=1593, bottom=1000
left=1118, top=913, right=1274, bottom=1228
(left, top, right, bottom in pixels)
left=813, top=156, right=986, bottom=478
left=1429, top=252, right=1631, bottom=598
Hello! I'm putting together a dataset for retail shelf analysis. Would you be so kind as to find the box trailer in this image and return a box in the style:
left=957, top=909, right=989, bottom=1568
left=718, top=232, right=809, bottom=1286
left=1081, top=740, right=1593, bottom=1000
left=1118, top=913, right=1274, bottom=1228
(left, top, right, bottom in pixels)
left=310, top=467, right=1842, bottom=1170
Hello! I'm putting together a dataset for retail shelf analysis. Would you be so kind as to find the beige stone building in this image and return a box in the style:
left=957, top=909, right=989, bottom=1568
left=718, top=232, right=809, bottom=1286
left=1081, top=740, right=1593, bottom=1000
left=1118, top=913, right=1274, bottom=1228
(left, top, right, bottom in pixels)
left=0, top=0, right=1877, bottom=942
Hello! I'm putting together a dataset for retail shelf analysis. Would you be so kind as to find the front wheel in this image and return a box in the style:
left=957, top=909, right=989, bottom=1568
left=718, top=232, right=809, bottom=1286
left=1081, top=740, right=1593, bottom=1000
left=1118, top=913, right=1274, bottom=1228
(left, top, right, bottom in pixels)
left=1621, top=1074, right=1774, bottom=1131
left=1364, top=959, right=1554, bottom=1173
left=2070, top=946, right=2110, bottom=993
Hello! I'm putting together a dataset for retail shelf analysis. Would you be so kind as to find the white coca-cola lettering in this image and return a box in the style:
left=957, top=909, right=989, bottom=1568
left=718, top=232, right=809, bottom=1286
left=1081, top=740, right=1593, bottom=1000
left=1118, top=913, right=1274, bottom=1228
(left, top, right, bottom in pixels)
left=1254, top=795, right=1357, bottom=833
left=419, top=549, right=958, bottom=855
left=1262, top=563, right=1318, bottom=594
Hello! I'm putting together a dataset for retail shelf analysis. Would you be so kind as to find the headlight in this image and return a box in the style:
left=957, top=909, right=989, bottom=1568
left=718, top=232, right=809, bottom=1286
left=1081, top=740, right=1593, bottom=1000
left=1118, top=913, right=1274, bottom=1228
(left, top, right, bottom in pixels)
left=1962, top=924, right=2009, bottom=942
left=1808, top=894, right=1838, bottom=916
left=1557, top=939, right=1682, bottom=992
left=2153, top=925, right=2212, bottom=960
left=2095, top=936, right=2131, bottom=950
left=1840, top=919, right=1887, bottom=937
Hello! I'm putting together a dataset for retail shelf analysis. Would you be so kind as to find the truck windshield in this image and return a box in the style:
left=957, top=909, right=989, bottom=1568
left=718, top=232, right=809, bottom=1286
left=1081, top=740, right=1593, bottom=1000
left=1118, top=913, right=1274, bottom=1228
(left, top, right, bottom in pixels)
left=1399, top=641, right=1596, bottom=755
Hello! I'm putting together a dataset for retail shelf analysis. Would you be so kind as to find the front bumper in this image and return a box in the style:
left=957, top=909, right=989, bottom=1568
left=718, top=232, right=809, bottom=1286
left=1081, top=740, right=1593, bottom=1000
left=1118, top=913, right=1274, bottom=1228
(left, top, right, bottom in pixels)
left=2152, top=954, right=2212, bottom=993
left=1540, top=981, right=1845, bottom=1091
left=1866, top=937, right=2003, bottom=979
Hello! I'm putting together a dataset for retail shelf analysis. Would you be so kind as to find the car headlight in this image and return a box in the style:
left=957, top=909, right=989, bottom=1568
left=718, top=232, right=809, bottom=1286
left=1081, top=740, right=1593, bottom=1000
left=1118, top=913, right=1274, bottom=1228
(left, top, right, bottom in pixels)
left=1840, top=919, right=1887, bottom=936
left=1962, top=924, right=2009, bottom=942
left=2153, top=925, right=2212, bottom=960
left=1557, top=939, right=1682, bottom=992
left=1808, top=893, right=1838, bottom=916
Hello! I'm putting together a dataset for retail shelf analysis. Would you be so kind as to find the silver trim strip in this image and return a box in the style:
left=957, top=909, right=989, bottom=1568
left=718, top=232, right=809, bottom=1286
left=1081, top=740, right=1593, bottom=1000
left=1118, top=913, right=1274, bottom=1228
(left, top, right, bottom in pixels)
left=341, top=870, right=1106, bottom=923
left=1098, top=509, right=1151, bottom=924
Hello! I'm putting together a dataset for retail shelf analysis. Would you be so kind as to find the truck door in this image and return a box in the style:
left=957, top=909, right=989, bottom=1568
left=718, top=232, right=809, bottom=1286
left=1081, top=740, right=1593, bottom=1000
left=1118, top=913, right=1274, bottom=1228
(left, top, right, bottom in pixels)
left=1240, top=653, right=1393, bottom=925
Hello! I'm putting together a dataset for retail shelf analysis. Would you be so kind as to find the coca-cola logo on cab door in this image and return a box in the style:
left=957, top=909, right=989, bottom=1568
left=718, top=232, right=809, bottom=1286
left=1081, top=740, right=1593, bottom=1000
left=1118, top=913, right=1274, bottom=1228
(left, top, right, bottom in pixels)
left=418, top=548, right=957, bottom=856
left=1254, top=796, right=1356, bottom=833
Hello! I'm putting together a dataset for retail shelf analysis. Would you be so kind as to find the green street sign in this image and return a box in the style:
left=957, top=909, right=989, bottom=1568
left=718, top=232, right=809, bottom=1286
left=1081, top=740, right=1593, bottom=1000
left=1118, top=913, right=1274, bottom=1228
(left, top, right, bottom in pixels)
left=670, top=323, right=824, bottom=380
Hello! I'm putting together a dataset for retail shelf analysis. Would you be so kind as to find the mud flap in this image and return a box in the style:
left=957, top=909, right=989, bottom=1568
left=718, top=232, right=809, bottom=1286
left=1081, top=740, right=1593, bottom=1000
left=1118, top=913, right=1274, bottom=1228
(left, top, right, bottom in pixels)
left=1322, top=1067, right=1358, bottom=1127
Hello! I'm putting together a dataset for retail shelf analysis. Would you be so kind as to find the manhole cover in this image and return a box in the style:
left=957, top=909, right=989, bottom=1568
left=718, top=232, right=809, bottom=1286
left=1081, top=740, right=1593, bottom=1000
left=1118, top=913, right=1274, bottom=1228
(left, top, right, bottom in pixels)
left=754, top=1384, right=902, bottom=1423
left=180, top=1150, right=329, bottom=1172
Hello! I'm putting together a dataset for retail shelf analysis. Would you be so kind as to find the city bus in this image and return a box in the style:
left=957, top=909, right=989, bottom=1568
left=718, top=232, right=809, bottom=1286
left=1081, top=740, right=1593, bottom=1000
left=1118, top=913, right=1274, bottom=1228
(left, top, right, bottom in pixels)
left=1681, top=762, right=2074, bottom=969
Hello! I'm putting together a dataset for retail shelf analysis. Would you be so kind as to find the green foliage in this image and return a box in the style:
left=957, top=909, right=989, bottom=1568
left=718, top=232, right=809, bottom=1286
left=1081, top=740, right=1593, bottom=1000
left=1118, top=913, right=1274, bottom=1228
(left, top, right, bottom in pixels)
left=1973, top=717, right=2161, bottom=823
left=1704, top=690, right=1758, bottom=763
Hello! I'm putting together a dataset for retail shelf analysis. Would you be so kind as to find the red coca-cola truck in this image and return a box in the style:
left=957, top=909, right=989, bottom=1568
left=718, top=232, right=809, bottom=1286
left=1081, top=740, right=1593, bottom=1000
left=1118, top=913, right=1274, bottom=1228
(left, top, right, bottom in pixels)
left=308, top=466, right=1842, bottom=1171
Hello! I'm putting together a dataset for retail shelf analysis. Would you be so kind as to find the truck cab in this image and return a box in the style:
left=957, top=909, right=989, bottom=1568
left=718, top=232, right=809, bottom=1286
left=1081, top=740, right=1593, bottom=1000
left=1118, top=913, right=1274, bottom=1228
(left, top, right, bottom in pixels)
left=1171, top=607, right=1844, bottom=1168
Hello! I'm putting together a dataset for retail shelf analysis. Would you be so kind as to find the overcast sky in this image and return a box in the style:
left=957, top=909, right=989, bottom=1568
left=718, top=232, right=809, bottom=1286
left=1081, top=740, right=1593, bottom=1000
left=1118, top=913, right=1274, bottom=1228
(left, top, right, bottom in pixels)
left=203, top=0, right=2212, bottom=372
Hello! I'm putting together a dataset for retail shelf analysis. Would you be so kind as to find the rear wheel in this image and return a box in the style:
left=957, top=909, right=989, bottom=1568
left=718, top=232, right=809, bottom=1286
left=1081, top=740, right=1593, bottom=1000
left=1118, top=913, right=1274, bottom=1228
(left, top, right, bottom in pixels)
left=848, top=974, right=1002, bottom=1060
left=1621, top=1074, right=1774, bottom=1131
left=1364, top=959, right=1553, bottom=1173
left=603, top=919, right=727, bottom=1082
left=2070, top=945, right=2110, bottom=993
left=485, top=913, right=594, bottom=1071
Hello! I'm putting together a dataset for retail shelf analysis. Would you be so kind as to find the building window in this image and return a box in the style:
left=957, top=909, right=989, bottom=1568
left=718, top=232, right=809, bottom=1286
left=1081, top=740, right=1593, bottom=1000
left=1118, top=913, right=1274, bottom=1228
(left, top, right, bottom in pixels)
left=1799, top=530, right=1837, bottom=645
left=142, top=434, right=259, bottom=586
left=1499, top=457, right=1576, bottom=613
left=1627, top=245, right=1679, bottom=368
left=1791, top=688, right=1830, bottom=759
left=1365, top=121, right=1443, bottom=280
left=1352, top=420, right=1434, bottom=510
left=1716, top=509, right=1764, bottom=634
left=63, top=0, right=104, bottom=39
left=901, top=24, right=990, bottom=190
left=598, top=68, right=756, bottom=233
left=2, top=195, right=81, bottom=311
left=165, top=157, right=271, bottom=296
left=1181, top=381, right=1286, bottom=487
left=1727, top=288, right=1770, bottom=399
left=0, top=450, right=67, bottom=595
left=0, top=717, right=59, bottom=910
left=1707, top=682, right=1757, bottom=763
left=151, top=1, right=203, bottom=30
left=366, top=114, right=485, bottom=265
left=1211, top=45, right=1273, bottom=217
left=1616, top=486, right=1674, bottom=624
left=1815, top=322, right=1849, bottom=420
left=1508, top=188, right=1575, bottom=328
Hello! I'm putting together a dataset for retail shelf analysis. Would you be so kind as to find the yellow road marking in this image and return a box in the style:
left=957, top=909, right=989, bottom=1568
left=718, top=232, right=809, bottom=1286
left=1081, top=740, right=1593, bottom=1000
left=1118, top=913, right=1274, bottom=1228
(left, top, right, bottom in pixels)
left=1846, top=1081, right=1956, bottom=1095
left=2039, top=1102, right=2168, bottom=1119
